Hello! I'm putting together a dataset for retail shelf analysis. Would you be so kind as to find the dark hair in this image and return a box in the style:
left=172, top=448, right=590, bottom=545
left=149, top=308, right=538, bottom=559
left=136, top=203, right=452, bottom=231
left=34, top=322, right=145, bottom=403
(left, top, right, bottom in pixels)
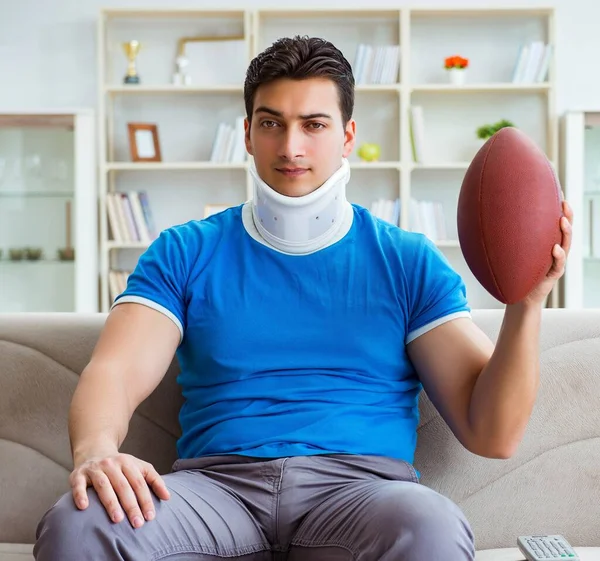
left=244, top=35, right=355, bottom=127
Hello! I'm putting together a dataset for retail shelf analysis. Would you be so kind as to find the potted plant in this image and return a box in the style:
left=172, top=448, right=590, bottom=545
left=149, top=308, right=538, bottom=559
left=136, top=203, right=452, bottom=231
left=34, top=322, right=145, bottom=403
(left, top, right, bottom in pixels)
left=472, top=119, right=516, bottom=155
left=476, top=119, right=515, bottom=141
left=444, top=55, right=469, bottom=85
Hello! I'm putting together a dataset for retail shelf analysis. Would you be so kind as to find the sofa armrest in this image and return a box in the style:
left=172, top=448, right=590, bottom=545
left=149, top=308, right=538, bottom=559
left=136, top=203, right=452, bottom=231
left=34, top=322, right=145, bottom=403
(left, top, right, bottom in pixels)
left=0, top=313, right=181, bottom=544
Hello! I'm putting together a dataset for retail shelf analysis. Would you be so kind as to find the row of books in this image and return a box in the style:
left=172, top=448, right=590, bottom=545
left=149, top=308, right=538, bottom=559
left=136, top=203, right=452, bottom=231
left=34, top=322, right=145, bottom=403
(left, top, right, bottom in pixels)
left=108, top=270, right=131, bottom=302
left=511, top=41, right=552, bottom=84
left=210, top=118, right=247, bottom=163
left=370, top=198, right=401, bottom=225
left=353, top=44, right=401, bottom=85
left=408, top=197, right=449, bottom=241
left=369, top=196, right=449, bottom=242
left=107, top=191, right=157, bottom=244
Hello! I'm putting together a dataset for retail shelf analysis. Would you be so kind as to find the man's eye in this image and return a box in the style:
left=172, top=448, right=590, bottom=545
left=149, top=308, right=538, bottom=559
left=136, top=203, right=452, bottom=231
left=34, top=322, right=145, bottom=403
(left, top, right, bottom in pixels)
left=261, top=120, right=278, bottom=128
left=308, top=123, right=325, bottom=130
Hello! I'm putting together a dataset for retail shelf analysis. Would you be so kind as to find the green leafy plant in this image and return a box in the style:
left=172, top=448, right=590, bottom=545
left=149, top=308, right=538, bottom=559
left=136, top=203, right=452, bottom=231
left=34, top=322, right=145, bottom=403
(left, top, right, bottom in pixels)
left=476, top=119, right=515, bottom=140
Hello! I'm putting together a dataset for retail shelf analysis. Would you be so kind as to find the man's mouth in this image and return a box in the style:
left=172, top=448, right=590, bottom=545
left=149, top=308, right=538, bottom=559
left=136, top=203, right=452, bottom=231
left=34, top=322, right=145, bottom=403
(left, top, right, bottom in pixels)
left=276, top=167, right=309, bottom=177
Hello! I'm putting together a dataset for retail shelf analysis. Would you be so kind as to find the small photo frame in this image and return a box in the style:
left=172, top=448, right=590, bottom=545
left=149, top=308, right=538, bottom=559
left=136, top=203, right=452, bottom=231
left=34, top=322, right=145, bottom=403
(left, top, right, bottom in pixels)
left=204, top=203, right=232, bottom=218
left=127, top=123, right=162, bottom=162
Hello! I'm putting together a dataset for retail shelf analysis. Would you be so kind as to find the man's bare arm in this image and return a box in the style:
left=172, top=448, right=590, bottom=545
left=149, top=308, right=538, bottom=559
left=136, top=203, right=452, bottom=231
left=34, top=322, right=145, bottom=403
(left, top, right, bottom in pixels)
left=407, top=201, right=572, bottom=459
left=68, top=302, right=181, bottom=527
left=407, top=310, right=541, bottom=460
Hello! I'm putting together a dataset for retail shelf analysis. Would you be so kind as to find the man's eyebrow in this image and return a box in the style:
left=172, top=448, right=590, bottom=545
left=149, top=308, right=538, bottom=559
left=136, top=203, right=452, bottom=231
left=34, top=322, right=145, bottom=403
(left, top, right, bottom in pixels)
left=254, top=106, right=333, bottom=120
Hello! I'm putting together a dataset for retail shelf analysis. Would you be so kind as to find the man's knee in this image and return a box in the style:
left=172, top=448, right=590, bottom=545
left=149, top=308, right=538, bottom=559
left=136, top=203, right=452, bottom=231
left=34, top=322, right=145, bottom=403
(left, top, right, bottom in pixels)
left=34, top=489, right=118, bottom=561
left=369, top=483, right=475, bottom=560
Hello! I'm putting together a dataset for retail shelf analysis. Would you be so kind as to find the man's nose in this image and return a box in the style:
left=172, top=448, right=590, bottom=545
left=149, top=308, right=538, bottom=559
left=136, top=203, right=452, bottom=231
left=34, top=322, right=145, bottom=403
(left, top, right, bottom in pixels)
left=278, top=127, right=306, bottom=161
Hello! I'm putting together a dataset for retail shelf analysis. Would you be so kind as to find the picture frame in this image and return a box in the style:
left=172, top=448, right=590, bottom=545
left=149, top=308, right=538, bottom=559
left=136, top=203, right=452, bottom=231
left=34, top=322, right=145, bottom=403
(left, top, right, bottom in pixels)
left=204, top=203, right=232, bottom=218
left=127, top=123, right=161, bottom=162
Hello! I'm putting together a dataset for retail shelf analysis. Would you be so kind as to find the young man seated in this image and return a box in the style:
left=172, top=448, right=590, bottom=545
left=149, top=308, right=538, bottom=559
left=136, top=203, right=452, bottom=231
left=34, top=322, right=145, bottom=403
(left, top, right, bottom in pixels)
left=34, top=35, right=571, bottom=561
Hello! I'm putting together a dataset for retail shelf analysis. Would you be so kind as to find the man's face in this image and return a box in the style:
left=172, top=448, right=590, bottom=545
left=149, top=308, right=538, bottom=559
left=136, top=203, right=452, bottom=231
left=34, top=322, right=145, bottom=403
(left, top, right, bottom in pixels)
left=245, top=77, right=356, bottom=198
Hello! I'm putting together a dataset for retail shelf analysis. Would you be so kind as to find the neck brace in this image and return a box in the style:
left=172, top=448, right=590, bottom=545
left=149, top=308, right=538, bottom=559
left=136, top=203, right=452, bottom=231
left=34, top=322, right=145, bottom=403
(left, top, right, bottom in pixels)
left=249, top=158, right=351, bottom=254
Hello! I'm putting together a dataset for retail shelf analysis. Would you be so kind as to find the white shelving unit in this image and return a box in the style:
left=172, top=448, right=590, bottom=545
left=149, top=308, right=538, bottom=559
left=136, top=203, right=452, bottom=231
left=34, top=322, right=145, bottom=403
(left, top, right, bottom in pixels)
left=98, top=6, right=558, bottom=312
left=560, top=110, right=600, bottom=309
left=0, top=110, right=97, bottom=312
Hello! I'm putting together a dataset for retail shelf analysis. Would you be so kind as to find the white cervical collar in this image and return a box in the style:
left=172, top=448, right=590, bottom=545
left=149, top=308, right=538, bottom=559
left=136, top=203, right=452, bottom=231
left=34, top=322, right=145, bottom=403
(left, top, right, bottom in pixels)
left=249, top=158, right=351, bottom=254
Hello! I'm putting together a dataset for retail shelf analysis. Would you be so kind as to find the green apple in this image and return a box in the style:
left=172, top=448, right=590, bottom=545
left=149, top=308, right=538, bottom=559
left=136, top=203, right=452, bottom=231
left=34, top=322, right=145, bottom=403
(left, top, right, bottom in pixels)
left=357, top=143, right=381, bottom=162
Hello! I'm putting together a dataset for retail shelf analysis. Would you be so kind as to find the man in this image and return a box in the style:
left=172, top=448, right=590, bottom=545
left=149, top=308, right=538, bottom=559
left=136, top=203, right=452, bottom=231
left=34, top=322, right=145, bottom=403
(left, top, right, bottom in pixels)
left=34, top=36, right=572, bottom=560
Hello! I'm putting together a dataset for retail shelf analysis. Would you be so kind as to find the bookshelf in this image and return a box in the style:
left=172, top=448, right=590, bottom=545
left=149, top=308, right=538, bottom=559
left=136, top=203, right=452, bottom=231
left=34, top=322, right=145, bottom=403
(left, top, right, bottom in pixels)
left=560, top=110, right=600, bottom=309
left=98, top=6, right=558, bottom=312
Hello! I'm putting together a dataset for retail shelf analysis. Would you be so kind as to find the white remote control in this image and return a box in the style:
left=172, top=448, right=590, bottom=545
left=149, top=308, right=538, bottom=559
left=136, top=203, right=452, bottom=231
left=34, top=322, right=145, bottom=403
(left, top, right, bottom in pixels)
left=517, top=535, right=579, bottom=560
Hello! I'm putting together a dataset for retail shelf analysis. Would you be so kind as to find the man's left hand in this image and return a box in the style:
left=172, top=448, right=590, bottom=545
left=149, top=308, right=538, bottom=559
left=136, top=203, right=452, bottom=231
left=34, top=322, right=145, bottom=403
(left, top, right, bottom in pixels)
left=521, top=198, right=573, bottom=308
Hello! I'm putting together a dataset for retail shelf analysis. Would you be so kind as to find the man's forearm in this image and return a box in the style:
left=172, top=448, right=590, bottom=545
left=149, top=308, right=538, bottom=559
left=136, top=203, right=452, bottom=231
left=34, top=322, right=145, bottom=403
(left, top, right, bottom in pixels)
left=69, top=364, right=131, bottom=467
left=468, top=301, right=542, bottom=458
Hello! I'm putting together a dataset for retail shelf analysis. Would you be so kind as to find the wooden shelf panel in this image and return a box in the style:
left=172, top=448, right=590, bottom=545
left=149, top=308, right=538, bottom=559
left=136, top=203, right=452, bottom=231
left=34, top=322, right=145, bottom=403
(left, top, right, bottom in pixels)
left=410, top=7, right=553, bottom=18
left=105, top=84, right=549, bottom=96
left=105, top=239, right=463, bottom=251
left=0, top=190, right=74, bottom=197
left=411, top=83, right=551, bottom=93
left=105, top=84, right=400, bottom=94
left=0, top=114, right=75, bottom=128
left=350, top=162, right=401, bottom=169
left=105, top=85, right=243, bottom=95
left=104, top=162, right=249, bottom=171
left=104, top=162, right=404, bottom=171
left=0, top=259, right=75, bottom=265
left=257, top=9, right=401, bottom=18
left=102, top=8, right=246, bottom=19
left=410, top=162, right=470, bottom=171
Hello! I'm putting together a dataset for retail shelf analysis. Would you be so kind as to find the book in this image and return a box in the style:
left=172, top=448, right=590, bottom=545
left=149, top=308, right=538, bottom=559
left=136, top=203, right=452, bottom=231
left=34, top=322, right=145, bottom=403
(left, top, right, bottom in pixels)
left=106, top=191, right=157, bottom=243
left=353, top=44, right=401, bottom=84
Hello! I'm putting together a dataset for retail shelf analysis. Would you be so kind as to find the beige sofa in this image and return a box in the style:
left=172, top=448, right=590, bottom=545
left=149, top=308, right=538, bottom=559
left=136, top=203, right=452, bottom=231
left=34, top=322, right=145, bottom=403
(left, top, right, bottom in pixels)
left=0, top=310, right=599, bottom=561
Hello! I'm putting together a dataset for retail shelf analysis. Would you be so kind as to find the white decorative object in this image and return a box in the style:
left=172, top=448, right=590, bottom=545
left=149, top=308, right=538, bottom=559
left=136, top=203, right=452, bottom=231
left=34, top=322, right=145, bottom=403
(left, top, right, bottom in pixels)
left=173, top=55, right=191, bottom=86
left=448, top=68, right=466, bottom=86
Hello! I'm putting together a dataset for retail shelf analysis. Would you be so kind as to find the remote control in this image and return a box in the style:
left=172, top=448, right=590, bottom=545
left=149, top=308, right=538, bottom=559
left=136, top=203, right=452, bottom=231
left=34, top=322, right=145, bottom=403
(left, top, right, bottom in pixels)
left=517, top=535, right=579, bottom=560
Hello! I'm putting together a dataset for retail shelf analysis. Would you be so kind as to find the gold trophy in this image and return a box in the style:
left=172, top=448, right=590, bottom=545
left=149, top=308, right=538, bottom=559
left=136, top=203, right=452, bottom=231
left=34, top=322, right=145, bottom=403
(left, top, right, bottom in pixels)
left=122, top=40, right=141, bottom=84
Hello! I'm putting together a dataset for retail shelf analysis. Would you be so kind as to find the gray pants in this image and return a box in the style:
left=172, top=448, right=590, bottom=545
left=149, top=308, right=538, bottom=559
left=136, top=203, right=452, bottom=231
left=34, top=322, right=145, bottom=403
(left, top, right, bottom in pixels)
left=34, top=454, right=474, bottom=561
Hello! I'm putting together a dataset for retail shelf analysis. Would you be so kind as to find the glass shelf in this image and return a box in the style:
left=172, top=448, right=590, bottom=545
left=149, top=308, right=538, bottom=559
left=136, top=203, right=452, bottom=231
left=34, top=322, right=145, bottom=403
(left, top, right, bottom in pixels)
left=0, top=259, right=74, bottom=264
left=0, top=113, right=86, bottom=313
left=0, top=190, right=74, bottom=197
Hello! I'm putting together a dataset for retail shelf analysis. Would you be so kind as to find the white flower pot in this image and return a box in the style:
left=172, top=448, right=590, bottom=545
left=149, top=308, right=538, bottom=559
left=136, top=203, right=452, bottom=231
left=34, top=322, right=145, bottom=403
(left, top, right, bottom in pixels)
left=448, top=68, right=466, bottom=86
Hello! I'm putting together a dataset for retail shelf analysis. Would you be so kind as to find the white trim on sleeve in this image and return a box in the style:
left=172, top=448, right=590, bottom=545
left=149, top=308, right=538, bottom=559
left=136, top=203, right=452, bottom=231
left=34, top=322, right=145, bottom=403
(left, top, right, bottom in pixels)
left=111, top=296, right=184, bottom=343
left=405, top=310, right=471, bottom=345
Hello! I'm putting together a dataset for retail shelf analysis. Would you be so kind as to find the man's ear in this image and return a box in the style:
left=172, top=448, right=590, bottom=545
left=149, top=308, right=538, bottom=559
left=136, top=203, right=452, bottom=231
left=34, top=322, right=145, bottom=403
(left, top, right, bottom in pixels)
left=342, top=119, right=356, bottom=158
left=244, top=118, right=254, bottom=156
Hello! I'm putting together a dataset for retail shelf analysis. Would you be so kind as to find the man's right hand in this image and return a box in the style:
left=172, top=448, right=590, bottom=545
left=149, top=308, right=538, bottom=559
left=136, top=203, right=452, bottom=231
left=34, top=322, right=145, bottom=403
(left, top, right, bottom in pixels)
left=69, top=453, right=171, bottom=528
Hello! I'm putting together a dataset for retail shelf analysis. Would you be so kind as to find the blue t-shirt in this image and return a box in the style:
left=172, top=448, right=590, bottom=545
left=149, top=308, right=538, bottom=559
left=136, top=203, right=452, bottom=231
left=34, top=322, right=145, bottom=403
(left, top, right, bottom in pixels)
left=114, top=204, right=470, bottom=465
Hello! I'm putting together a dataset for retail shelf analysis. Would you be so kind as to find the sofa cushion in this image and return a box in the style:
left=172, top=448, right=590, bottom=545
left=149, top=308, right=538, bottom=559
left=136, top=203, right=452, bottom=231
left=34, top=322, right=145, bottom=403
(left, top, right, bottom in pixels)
left=476, top=547, right=600, bottom=560
left=3, top=544, right=600, bottom=561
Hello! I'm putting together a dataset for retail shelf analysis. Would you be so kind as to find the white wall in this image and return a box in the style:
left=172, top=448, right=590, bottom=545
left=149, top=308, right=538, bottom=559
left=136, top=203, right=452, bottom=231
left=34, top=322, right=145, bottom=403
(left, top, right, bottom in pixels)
left=0, top=0, right=598, bottom=114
